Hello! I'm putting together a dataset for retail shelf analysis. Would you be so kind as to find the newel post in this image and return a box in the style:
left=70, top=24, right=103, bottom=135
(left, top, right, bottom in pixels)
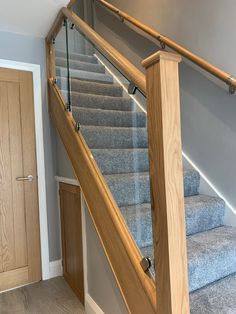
left=142, top=51, right=190, bottom=314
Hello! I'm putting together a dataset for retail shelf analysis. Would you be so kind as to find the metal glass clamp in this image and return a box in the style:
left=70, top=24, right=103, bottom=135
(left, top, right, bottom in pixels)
left=140, top=257, right=152, bottom=272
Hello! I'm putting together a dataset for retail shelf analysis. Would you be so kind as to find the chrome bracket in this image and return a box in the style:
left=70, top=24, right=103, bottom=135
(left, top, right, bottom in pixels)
left=63, top=18, right=67, bottom=27
left=157, top=36, right=166, bottom=50
left=66, top=104, right=71, bottom=112
left=75, top=122, right=81, bottom=132
left=140, top=257, right=152, bottom=272
left=119, top=16, right=125, bottom=23
left=128, top=81, right=137, bottom=94
left=226, top=75, right=236, bottom=94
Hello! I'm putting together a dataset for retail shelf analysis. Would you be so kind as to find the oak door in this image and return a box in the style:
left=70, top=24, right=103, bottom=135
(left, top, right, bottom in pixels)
left=0, top=68, right=41, bottom=291
left=59, top=183, right=84, bottom=305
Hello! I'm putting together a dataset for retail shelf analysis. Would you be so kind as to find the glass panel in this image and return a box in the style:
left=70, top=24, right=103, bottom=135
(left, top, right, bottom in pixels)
left=55, top=19, right=154, bottom=275
left=54, top=18, right=72, bottom=113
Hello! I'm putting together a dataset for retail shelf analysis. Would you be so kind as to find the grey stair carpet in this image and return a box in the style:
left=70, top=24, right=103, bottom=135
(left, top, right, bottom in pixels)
left=56, top=50, right=236, bottom=313
left=57, top=67, right=113, bottom=84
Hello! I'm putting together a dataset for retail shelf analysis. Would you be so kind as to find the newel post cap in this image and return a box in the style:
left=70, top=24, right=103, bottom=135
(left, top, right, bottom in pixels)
left=142, top=51, right=182, bottom=69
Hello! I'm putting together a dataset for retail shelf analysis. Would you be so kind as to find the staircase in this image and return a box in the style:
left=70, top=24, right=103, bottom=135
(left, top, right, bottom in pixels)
left=56, top=48, right=236, bottom=313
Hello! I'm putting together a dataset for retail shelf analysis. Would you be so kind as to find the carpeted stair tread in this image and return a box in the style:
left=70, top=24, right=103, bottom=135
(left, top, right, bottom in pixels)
left=141, top=226, right=236, bottom=292
left=55, top=50, right=98, bottom=64
left=188, top=226, right=236, bottom=292
left=104, top=172, right=150, bottom=207
left=57, top=78, right=122, bottom=96
left=81, top=125, right=147, bottom=149
left=121, top=195, right=225, bottom=248
left=56, top=67, right=113, bottom=84
left=73, top=107, right=146, bottom=127
left=56, top=58, right=105, bottom=73
left=104, top=170, right=201, bottom=207
left=185, top=194, right=225, bottom=235
left=92, top=148, right=149, bottom=174
left=67, top=92, right=135, bottom=111
left=190, top=272, right=236, bottom=314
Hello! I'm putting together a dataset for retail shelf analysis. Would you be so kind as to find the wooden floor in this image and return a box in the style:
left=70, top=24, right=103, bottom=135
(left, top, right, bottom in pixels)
left=0, top=277, right=85, bottom=314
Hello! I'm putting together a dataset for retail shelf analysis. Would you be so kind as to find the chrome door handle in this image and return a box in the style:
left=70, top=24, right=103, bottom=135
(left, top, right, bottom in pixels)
left=16, top=175, right=34, bottom=182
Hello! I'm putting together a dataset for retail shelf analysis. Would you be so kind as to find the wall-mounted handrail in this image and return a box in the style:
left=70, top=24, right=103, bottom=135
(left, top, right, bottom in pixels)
left=95, top=0, right=236, bottom=93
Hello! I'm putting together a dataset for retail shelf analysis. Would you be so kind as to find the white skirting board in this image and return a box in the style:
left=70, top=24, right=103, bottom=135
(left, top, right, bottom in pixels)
left=48, top=259, right=63, bottom=279
left=85, top=294, right=104, bottom=314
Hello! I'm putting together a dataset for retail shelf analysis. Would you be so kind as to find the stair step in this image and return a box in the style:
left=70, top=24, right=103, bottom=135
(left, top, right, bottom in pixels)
left=92, top=148, right=149, bottom=174
left=56, top=58, right=105, bottom=73
left=67, top=92, right=135, bottom=111
left=55, top=50, right=98, bottom=64
left=67, top=79, right=123, bottom=97
left=188, top=226, right=236, bottom=292
left=141, top=226, right=236, bottom=293
left=57, top=67, right=113, bottom=84
left=81, top=126, right=147, bottom=149
left=190, top=272, right=236, bottom=314
left=105, top=172, right=150, bottom=207
left=121, top=195, right=225, bottom=248
left=73, top=107, right=146, bottom=127
left=185, top=194, right=225, bottom=235
left=104, top=169, right=200, bottom=207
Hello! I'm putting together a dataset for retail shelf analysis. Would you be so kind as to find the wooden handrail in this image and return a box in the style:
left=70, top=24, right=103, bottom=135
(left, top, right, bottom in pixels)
left=95, top=0, right=236, bottom=92
left=46, top=7, right=146, bottom=94
left=48, top=79, right=156, bottom=313
left=62, top=8, right=146, bottom=94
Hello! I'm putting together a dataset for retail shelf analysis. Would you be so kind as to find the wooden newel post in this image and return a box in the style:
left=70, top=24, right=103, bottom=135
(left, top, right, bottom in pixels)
left=142, top=51, right=190, bottom=314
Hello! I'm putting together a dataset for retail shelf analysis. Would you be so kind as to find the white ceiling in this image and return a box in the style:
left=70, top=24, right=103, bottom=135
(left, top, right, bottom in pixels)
left=0, top=0, right=69, bottom=38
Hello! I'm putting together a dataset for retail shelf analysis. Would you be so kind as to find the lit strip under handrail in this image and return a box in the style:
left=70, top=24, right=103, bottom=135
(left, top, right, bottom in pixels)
left=95, top=0, right=236, bottom=94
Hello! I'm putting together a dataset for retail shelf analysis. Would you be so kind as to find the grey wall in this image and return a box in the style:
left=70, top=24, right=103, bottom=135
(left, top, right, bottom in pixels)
left=0, top=30, right=61, bottom=261
left=92, top=1, right=236, bottom=220
left=84, top=205, right=128, bottom=314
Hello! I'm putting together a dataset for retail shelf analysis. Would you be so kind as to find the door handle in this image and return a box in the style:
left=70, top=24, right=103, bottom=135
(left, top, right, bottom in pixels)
left=16, top=175, right=34, bottom=182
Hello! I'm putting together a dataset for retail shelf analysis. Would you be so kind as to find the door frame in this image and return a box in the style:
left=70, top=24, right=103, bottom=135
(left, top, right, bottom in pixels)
left=0, top=59, right=50, bottom=280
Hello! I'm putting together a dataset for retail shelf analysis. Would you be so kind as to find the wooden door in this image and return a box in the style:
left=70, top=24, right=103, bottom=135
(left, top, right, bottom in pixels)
left=0, top=68, right=41, bottom=291
left=59, top=183, right=84, bottom=305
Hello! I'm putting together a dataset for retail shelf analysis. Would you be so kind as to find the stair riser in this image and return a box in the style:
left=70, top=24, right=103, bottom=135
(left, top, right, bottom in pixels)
left=57, top=68, right=113, bottom=84
left=70, top=93, right=134, bottom=111
left=105, top=172, right=200, bottom=208
left=188, top=226, right=236, bottom=292
left=82, top=127, right=148, bottom=149
left=56, top=58, right=105, bottom=73
left=122, top=197, right=225, bottom=248
left=57, top=78, right=123, bottom=97
left=73, top=109, right=146, bottom=128
left=92, top=149, right=149, bottom=174
left=55, top=51, right=98, bottom=64
left=61, top=92, right=134, bottom=111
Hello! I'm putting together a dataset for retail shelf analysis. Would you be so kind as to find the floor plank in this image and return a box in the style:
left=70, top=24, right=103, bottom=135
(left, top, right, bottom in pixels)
left=0, top=277, right=85, bottom=313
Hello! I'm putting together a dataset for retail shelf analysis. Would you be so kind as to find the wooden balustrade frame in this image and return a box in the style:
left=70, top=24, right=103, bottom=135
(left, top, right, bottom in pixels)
left=47, top=78, right=156, bottom=313
left=46, top=5, right=190, bottom=313
left=143, top=51, right=190, bottom=314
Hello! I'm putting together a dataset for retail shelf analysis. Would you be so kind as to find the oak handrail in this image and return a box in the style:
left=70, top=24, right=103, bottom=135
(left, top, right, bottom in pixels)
left=46, top=7, right=146, bottom=94
left=95, top=0, right=236, bottom=93
left=48, top=79, right=156, bottom=313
